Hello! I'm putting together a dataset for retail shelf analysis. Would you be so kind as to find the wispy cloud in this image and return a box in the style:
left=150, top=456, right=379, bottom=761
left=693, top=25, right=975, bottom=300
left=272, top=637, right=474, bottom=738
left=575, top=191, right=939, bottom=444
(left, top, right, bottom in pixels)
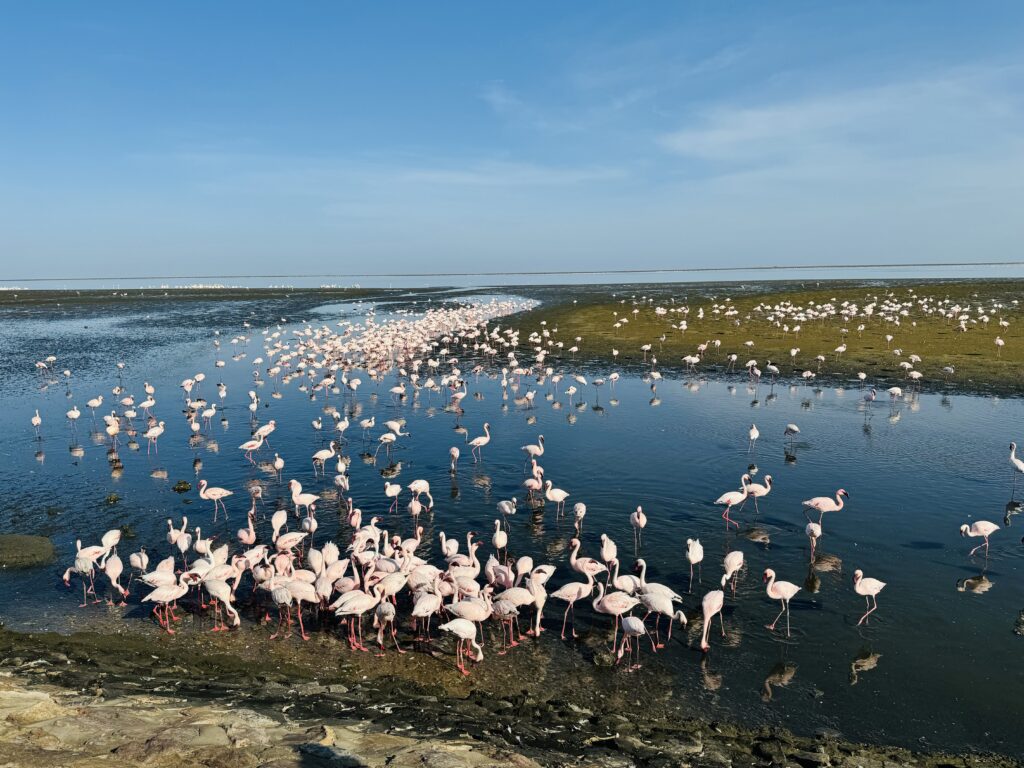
left=658, top=65, right=1024, bottom=175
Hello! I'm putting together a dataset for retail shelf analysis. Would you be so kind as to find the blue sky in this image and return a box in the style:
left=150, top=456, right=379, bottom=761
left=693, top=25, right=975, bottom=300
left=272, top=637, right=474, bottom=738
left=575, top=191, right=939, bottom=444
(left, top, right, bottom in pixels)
left=1, top=3, right=1023, bottom=283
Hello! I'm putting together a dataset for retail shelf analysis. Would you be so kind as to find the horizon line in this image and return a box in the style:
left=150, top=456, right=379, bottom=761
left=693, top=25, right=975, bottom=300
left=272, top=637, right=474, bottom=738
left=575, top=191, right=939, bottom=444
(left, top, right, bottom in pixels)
left=4, top=259, right=1024, bottom=284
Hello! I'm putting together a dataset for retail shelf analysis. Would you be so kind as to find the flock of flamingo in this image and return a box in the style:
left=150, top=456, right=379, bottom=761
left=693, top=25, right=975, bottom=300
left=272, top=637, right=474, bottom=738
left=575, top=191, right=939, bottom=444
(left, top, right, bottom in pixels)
left=28, top=290, right=1015, bottom=676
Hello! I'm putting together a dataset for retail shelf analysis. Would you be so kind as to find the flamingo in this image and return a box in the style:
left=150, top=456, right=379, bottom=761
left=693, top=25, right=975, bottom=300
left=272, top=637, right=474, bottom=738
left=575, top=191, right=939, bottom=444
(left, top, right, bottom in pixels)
left=748, top=423, right=759, bottom=451
left=630, top=506, right=647, bottom=550
left=550, top=571, right=594, bottom=639
left=238, top=433, right=265, bottom=463
left=1009, top=442, right=1024, bottom=494
left=312, top=441, right=338, bottom=476
left=205, top=578, right=241, bottom=631
left=198, top=479, right=233, bottom=521
left=637, top=589, right=686, bottom=648
left=852, top=570, right=886, bottom=626
left=960, top=520, right=1000, bottom=557
left=803, top=488, right=849, bottom=524
left=573, top=502, right=586, bottom=534
left=439, top=617, right=484, bottom=675
left=521, top=435, right=545, bottom=462
left=699, top=589, right=726, bottom=652
left=143, top=421, right=165, bottom=454
left=592, top=581, right=640, bottom=650
left=142, top=575, right=189, bottom=634
left=289, top=479, right=318, bottom=517
left=721, top=550, right=744, bottom=596
left=373, top=601, right=405, bottom=655
left=492, top=519, right=508, bottom=563
left=686, top=538, right=703, bottom=592
left=617, top=615, right=655, bottom=671
left=569, top=538, right=607, bottom=579
left=449, top=446, right=460, bottom=473
left=384, top=482, right=402, bottom=512
left=544, top=480, right=570, bottom=515
left=468, top=422, right=491, bottom=461
left=805, top=521, right=822, bottom=560
left=715, top=475, right=750, bottom=529
left=743, top=475, right=773, bottom=513
left=763, top=568, right=801, bottom=637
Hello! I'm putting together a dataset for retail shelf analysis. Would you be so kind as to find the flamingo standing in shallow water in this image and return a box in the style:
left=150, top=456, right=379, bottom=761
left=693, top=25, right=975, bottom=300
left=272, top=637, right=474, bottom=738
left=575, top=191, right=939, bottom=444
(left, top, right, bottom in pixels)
left=699, top=589, right=725, bottom=652
left=544, top=480, right=570, bottom=516
left=630, top=506, right=647, bottom=551
left=686, top=538, right=703, bottom=592
left=439, top=617, right=484, bottom=675
left=468, top=422, right=491, bottom=462
left=852, top=570, right=886, bottom=625
left=550, top=571, right=594, bottom=639
left=803, top=488, right=849, bottom=525
left=715, top=475, right=750, bottom=529
left=960, top=520, right=1000, bottom=557
left=592, top=581, right=640, bottom=650
left=1009, top=442, right=1024, bottom=495
left=198, top=479, right=233, bottom=522
left=763, top=568, right=801, bottom=637
left=721, top=550, right=744, bottom=596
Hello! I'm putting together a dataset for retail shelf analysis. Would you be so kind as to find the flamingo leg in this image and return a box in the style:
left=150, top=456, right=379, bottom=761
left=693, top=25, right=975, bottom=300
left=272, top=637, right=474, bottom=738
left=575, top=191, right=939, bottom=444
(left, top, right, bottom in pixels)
left=767, top=603, right=786, bottom=631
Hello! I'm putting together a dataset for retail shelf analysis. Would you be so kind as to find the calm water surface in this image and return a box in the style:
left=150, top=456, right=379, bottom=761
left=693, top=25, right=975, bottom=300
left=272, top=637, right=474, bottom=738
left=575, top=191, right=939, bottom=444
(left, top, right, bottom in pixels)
left=1, top=290, right=1022, bottom=757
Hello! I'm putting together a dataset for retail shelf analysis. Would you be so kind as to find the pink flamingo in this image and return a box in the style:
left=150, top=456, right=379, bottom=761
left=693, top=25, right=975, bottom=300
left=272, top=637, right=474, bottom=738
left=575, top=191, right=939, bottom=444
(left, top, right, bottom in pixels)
left=630, top=506, right=647, bottom=551
left=592, top=581, right=640, bottom=650
left=715, top=475, right=750, bottom=529
left=569, top=538, right=608, bottom=579
left=960, top=520, right=1000, bottom=557
left=763, top=568, right=801, bottom=637
left=802, top=488, right=849, bottom=525
left=142, top=575, right=189, bottom=634
left=440, top=617, right=484, bottom=675
left=852, top=569, right=886, bottom=625
left=699, top=589, right=726, bottom=652
left=550, top=571, right=595, bottom=639
left=721, top=550, right=744, bottom=596
left=617, top=615, right=655, bottom=671
left=198, top=479, right=233, bottom=522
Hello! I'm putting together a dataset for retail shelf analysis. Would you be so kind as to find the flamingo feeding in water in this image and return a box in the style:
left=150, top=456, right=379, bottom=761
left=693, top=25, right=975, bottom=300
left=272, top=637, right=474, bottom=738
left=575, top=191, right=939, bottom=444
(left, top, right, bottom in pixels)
left=960, top=520, right=1000, bottom=557
left=699, top=589, right=725, bottom=652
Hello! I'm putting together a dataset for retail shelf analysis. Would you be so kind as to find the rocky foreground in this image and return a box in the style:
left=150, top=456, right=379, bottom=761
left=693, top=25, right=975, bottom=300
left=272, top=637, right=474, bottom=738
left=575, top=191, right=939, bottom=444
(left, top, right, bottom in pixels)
left=0, top=627, right=1019, bottom=768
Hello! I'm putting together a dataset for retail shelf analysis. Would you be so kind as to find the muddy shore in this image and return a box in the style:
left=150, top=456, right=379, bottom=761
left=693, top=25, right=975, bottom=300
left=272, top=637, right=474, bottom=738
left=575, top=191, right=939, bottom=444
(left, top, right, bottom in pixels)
left=0, top=626, right=1016, bottom=767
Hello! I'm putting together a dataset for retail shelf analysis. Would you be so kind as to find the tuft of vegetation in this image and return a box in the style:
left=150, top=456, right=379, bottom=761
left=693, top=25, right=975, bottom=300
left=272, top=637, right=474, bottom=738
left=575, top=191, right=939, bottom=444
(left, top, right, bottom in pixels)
left=172, top=480, right=191, bottom=494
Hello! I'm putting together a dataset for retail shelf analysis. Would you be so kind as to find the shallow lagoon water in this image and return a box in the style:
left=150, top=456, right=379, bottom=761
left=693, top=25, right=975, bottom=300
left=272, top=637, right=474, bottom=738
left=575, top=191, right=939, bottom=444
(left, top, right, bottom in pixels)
left=1, top=289, right=1023, bottom=758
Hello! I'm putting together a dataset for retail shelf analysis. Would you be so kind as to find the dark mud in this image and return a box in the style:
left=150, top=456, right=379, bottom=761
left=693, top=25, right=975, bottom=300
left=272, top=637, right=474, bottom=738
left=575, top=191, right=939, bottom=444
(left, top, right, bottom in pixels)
left=0, top=626, right=1015, bottom=767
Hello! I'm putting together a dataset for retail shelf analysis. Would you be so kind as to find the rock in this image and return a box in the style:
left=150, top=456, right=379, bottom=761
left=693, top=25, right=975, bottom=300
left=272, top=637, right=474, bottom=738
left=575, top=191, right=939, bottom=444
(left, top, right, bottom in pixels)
left=0, top=535, right=55, bottom=569
left=173, top=480, right=192, bottom=493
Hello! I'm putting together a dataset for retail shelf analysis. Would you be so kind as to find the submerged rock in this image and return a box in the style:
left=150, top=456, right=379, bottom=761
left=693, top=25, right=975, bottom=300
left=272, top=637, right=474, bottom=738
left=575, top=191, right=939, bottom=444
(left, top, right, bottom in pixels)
left=0, top=534, right=55, bottom=569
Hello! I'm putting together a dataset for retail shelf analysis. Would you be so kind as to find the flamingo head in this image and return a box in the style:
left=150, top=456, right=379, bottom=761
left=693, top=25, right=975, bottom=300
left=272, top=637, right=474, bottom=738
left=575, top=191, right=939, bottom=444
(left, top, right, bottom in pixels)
left=763, top=568, right=775, bottom=582
left=852, top=569, right=864, bottom=585
left=838, top=489, right=849, bottom=498
left=959, top=524, right=970, bottom=537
